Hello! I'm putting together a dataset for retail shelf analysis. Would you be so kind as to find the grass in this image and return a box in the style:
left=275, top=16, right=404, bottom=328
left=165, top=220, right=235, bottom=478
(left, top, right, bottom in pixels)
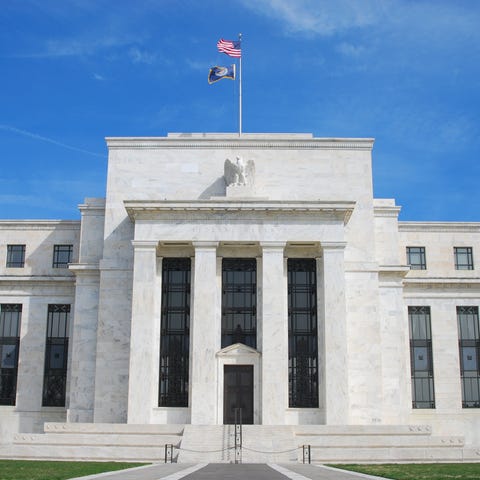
left=330, top=463, right=480, bottom=480
left=0, top=460, right=146, bottom=480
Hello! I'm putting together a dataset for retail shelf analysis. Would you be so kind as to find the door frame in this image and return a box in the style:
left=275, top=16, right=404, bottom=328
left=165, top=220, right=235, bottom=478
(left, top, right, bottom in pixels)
left=216, top=343, right=261, bottom=425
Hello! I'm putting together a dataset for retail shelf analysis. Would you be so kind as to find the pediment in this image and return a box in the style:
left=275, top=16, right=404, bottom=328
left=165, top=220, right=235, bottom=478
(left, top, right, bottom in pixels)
left=216, top=343, right=261, bottom=357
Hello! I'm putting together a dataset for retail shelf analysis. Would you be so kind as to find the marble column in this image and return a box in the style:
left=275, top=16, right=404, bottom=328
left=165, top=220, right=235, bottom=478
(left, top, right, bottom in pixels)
left=260, top=242, right=288, bottom=425
left=190, top=242, right=220, bottom=425
left=127, top=240, right=158, bottom=424
left=319, top=242, right=349, bottom=424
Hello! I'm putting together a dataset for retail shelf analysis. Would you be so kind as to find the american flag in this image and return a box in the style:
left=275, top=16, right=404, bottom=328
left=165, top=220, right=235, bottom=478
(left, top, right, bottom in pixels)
left=217, top=39, right=242, bottom=58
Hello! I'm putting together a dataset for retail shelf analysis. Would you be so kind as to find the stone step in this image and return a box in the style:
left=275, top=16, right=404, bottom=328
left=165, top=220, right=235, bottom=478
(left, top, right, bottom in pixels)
left=44, top=422, right=184, bottom=435
left=14, top=433, right=182, bottom=447
left=295, top=424, right=433, bottom=436
left=296, top=434, right=464, bottom=448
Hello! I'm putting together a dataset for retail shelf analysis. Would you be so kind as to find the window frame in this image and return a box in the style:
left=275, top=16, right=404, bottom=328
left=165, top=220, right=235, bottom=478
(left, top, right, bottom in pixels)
left=406, top=246, right=427, bottom=270
left=52, top=244, right=73, bottom=269
left=457, top=306, right=480, bottom=408
left=454, top=247, right=474, bottom=270
left=288, top=258, right=319, bottom=408
left=42, top=304, right=70, bottom=407
left=159, top=257, right=191, bottom=408
left=408, top=306, right=435, bottom=409
left=0, top=304, right=22, bottom=406
left=6, top=245, right=26, bottom=268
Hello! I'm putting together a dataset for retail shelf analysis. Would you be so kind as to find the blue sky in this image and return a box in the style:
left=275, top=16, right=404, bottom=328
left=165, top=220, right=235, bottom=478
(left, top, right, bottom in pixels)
left=1, top=0, right=479, bottom=221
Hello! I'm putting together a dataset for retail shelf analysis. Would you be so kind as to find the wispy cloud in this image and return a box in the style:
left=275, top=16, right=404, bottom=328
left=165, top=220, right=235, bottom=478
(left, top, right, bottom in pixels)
left=128, top=47, right=156, bottom=65
left=0, top=125, right=106, bottom=158
left=93, top=73, right=105, bottom=81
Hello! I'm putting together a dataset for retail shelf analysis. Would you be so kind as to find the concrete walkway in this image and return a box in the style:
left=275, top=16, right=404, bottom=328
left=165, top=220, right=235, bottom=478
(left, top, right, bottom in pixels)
left=70, top=463, right=391, bottom=480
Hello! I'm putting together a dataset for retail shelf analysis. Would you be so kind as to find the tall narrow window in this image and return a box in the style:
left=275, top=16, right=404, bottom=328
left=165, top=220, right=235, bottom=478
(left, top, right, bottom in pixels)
left=288, top=258, right=318, bottom=408
left=222, top=258, right=257, bottom=349
left=406, top=247, right=426, bottom=270
left=0, top=304, right=22, bottom=405
left=159, top=258, right=191, bottom=407
left=52, top=245, right=73, bottom=268
left=454, top=247, right=474, bottom=270
left=409, top=306, right=435, bottom=408
left=457, top=306, right=480, bottom=408
left=43, top=304, right=70, bottom=406
left=6, top=245, right=25, bottom=268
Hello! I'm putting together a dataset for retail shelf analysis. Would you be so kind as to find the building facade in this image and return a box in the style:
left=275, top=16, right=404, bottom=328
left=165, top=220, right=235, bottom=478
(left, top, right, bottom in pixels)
left=1, top=134, right=479, bottom=459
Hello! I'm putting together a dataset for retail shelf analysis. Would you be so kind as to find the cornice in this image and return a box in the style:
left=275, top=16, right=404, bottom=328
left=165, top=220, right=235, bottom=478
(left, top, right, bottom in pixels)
left=124, top=200, right=356, bottom=225
left=106, top=135, right=374, bottom=151
left=404, top=277, right=480, bottom=286
left=399, top=222, right=480, bottom=233
left=0, top=275, right=75, bottom=285
left=374, top=206, right=402, bottom=218
left=0, top=220, right=80, bottom=231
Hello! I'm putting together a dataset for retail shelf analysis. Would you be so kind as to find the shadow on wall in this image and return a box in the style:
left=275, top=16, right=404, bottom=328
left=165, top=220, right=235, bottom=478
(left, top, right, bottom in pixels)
left=198, top=177, right=226, bottom=199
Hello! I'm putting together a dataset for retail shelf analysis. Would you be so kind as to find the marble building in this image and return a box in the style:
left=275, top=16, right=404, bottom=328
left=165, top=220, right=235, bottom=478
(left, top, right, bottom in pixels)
left=0, top=133, right=479, bottom=462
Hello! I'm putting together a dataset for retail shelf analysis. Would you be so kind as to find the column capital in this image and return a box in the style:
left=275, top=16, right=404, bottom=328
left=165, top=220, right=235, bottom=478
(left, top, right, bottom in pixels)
left=260, top=241, right=287, bottom=250
left=321, top=241, right=347, bottom=251
left=192, top=241, right=219, bottom=249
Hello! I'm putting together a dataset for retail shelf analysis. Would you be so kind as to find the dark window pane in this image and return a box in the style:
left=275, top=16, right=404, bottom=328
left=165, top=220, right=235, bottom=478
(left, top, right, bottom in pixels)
left=43, top=305, right=70, bottom=406
left=409, top=306, right=435, bottom=408
left=457, top=306, right=480, bottom=407
left=455, top=247, right=474, bottom=270
left=406, top=247, right=426, bottom=270
left=159, top=258, right=190, bottom=407
left=6, top=245, right=25, bottom=268
left=52, top=245, right=73, bottom=268
left=288, top=258, right=318, bottom=408
left=0, top=304, right=22, bottom=405
left=222, top=258, right=257, bottom=349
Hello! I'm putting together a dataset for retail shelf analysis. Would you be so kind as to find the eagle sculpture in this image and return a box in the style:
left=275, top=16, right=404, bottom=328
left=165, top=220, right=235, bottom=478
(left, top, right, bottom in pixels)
left=224, top=157, right=255, bottom=187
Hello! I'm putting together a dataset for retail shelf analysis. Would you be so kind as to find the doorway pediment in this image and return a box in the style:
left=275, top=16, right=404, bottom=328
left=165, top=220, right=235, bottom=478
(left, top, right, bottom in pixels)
left=216, top=343, right=261, bottom=358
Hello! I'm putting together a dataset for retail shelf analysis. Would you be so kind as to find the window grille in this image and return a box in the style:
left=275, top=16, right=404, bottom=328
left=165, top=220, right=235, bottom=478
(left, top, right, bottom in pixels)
left=457, top=306, right=480, bottom=408
left=43, top=304, right=70, bottom=406
left=288, top=258, right=318, bottom=408
left=159, top=258, right=191, bottom=407
left=6, top=245, right=25, bottom=268
left=0, top=304, right=22, bottom=405
left=406, top=246, right=426, bottom=270
left=221, top=258, right=257, bottom=349
left=409, top=306, right=435, bottom=408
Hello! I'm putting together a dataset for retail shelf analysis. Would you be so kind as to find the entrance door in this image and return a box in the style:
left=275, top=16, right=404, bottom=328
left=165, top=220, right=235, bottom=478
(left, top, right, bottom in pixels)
left=223, top=365, right=254, bottom=424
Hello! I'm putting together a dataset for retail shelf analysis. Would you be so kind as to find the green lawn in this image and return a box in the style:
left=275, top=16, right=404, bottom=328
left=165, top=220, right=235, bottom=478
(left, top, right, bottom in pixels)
left=0, top=460, right=146, bottom=480
left=331, top=463, right=480, bottom=480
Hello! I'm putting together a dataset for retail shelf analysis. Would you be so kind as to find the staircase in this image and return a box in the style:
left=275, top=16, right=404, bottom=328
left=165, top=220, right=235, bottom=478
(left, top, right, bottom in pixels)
left=1, top=423, right=479, bottom=463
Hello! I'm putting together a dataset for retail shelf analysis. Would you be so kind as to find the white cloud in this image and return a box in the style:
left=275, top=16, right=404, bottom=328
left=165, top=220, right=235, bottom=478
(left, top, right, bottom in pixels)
left=93, top=73, right=105, bottom=81
left=128, top=47, right=157, bottom=65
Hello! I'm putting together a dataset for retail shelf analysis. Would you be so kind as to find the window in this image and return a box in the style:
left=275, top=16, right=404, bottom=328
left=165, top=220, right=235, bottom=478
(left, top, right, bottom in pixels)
left=406, top=247, right=426, bottom=270
left=159, top=258, right=191, bottom=407
left=43, top=305, right=70, bottom=406
left=0, top=304, right=22, bottom=405
left=52, top=245, right=73, bottom=268
left=288, top=258, right=318, bottom=408
left=457, top=306, right=480, bottom=408
left=455, top=247, right=474, bottom=270
left=409, top=306, right=435, bottom=408
left=6, top=245, right=25, bottom=268
left=222, top=258, right=257, bottom=349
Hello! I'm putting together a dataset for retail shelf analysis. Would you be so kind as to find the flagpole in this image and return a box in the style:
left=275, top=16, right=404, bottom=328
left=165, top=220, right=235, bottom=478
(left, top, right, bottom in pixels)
left=238, top=32, right=242, bottom=137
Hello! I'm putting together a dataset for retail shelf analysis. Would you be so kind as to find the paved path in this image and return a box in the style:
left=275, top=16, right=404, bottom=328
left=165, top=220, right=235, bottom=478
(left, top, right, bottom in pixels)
left=70, top=463, right=390, bottom=480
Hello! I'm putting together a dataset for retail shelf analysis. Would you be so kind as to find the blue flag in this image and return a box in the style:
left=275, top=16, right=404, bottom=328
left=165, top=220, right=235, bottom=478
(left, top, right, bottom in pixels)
left=208, top=65, right=235, bottom=84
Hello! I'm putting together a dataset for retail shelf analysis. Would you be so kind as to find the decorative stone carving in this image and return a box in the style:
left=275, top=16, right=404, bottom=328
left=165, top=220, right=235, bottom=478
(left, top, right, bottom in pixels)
left=224, top=156, right=255, bottom=187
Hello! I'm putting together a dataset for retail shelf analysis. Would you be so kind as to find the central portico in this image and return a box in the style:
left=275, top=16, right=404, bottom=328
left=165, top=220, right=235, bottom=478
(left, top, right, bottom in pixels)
left=124, top=198, right=353, bottom=426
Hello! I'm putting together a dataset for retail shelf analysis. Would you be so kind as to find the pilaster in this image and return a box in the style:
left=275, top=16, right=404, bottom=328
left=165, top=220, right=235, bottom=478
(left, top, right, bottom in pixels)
left=319, top=242, right=349, bottom=424
left=127, top=241, right=158, bottom=423
left=260, top=241, right=288, bottom=424
left=190, top=242, right=220, bottom=424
